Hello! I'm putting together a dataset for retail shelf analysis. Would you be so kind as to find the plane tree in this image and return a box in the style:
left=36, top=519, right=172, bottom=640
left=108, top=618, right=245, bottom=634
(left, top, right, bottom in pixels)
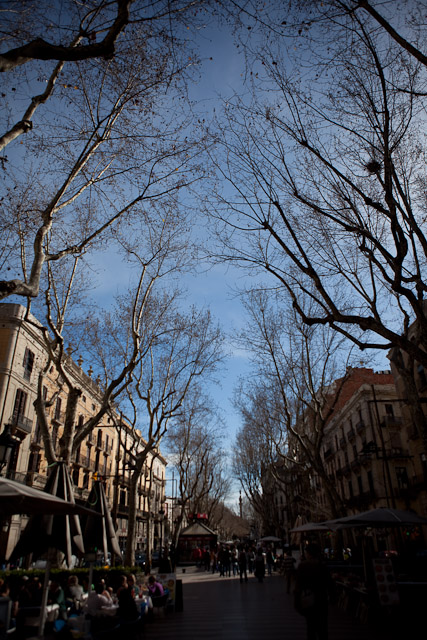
left=210, top=3, right=427, bottom=450
left=233, top=291, right=357, bottom=520
left=166, top=388, right=230, bottom=548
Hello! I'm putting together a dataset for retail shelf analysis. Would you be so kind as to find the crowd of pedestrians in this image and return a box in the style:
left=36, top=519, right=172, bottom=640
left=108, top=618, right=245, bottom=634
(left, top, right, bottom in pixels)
left=191, top=541, right=336, bottom=639
left=192, top=542, right=285, bottom=583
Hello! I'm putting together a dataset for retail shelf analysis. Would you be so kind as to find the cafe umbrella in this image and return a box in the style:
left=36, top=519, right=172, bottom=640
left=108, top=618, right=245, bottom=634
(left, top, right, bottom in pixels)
left=322, top=507, right=427, bottom=528
left=9, top=461, right=87, bottom=639
left=0, top=475, right=97, bottom=517
left=322, top=507, right=427, bottom=587
left=83, top=479, right=122, bottom=562
left=10, top=461, right=85, bottom=566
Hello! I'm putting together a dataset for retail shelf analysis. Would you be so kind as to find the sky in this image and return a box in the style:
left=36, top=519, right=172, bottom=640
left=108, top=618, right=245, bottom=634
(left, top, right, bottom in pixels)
left=1, top=2, right=403, bottom=511
left=86, top=21, right=253, bottom=506
left=0, top=11, right=252, bottom=509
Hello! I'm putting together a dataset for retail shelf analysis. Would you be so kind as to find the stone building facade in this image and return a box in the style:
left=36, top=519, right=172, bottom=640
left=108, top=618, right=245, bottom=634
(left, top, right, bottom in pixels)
left=0, top=303, right=166, bottom=561
left=269, top=367, right=427, bottom=539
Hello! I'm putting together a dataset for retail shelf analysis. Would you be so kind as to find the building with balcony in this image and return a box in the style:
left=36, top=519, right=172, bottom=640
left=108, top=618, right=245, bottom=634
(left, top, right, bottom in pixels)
left=318, top=368, right=412, bottom=516
left=0, top=303, right=166, bottom=561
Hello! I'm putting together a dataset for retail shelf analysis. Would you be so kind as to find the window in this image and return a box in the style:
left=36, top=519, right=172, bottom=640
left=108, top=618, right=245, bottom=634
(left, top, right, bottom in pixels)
left=357, top=475, right=363, bottom=494
left=348, top=480, right=353, bottom=498
left=367, top=471, right=374, bottom=494
left=396, top=467, right=409, bottom=490
left=23, top=348, right=34, bottom=380
left=385, top=404, right=394, bottom=416
left=54, top=397, right=62, bottom=421
left=72, top=468, right=80, bottom=486
left=28, top=451, right=41, bottom=473
left=12, top=388, right=27, bottom=422
left=417, top=364, right=427, bottom=389
left=390, top=432, right=402, bottom=450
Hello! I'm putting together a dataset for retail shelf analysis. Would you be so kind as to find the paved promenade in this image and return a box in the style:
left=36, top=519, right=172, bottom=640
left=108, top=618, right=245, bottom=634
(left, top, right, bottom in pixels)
left=144, top=567, right=394, bottom=640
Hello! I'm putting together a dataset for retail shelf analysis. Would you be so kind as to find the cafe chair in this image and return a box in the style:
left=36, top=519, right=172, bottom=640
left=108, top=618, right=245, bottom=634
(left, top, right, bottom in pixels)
left=151, top=594, right=168, bottom=617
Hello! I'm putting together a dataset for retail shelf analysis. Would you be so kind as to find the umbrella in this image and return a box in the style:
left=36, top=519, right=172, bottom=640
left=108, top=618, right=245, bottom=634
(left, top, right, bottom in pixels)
left=259, top=536, right=282, bottom=542
left=290, top=522, right=337, bottom=533
left=290, top=515, right=307, bottom=546
left=323, top=507, right=427, bottom=528
left=0, top=476, right=97, bottom=517
left=83, top=480, right=122, bottom=561
left=10, top=461, right=85, bottom=566
left=7, top=462, right=91, bottom=639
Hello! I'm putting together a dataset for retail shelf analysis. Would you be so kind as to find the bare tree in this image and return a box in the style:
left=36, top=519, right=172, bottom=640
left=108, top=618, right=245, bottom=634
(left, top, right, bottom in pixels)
left=29, top=197, right=190, bottom=469
left=0, top=0, right=214, bottom=149
left=114, top=309, right=224, bottom=566
left=234, top=291, right=359, bottom=519
left=210, top=4, right=427, bottom=449
left=0, top=32, right=205, bottom=301
left=166, top=388, right=230, bottom=546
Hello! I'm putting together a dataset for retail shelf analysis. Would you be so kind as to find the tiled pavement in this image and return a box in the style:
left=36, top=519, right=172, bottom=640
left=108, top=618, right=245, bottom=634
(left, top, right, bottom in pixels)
left=144, top=568, right=407, bottom=640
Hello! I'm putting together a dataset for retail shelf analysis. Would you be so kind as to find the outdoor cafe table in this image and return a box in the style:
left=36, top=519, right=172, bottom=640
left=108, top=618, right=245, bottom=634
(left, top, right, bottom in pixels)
left=134, top=593, right=153, bottom=615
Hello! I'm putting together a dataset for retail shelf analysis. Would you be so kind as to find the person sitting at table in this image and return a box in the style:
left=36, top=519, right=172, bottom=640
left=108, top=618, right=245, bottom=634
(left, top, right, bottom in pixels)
left=117, top=580, right=139, bottom=622
left=65, top=575, right=84, bottom=613
left=16, top=576, right=32, bottom=608
left=116, top=574, right=128, bottom=597
left=85, top=582, right=115, bottom=617
left=147, top=575, right=164, bottom=599
left=126, top=574, right=140, bottom=598
left=0, top=582, right=18, bottom=629
left=66, top=575, right=84, bottom=601
left=28, top=576, right=43, bottom=606
left=99, top=578, right=113, bottom=601
left=47, top=580, right=67, bottom=619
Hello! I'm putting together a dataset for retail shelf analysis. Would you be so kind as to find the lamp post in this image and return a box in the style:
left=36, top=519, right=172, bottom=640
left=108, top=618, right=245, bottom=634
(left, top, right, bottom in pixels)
left=0, top=425, right=16, bottom=475
left=158, top=508, right=165, bottom=556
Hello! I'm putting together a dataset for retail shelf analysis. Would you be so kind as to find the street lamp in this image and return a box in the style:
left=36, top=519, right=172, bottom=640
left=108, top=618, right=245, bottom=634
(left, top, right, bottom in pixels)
left=0, top=425, right=16, bottom=474
left=158, top=508, right=165, bottom=555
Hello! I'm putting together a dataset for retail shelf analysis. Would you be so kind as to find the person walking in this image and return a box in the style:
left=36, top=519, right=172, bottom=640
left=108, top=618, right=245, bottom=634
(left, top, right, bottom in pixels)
left=254, top=548, right=265, bottom=583
left=283, top=550, right=297, bottom=594
left=238, top=545, right=248, bottom=583
left=210, top=547, right=217, bottom=573
left=294, top=543, right=335, bottom=640
left=266, top=547, right=275, bottom=575
left=222, top=545, right=232, bottom=577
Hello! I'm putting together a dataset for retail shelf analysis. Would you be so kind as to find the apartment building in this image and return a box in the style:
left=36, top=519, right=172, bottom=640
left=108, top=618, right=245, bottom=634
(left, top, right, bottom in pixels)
left=0, top=303, right=166, bottom=560
left=319, top=368, right=414, bottom=516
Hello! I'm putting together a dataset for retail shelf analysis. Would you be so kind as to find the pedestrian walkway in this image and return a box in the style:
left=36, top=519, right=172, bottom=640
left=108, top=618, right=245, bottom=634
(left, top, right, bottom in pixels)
left=144, top=568, right=393, bottom=640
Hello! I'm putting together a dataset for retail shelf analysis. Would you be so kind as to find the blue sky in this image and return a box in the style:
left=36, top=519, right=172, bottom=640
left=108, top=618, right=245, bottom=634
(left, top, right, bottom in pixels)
left=1, top=13, right=254, bottom=508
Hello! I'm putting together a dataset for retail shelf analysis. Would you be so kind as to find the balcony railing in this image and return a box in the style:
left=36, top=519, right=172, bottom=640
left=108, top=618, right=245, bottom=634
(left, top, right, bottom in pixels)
left=381, top=415, right=403, bottom=428
left=51, top=411, right=65, bottom=425
left=8, top=414, right=33, bottom=434
left=31, top=430, right=43, bottom=446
